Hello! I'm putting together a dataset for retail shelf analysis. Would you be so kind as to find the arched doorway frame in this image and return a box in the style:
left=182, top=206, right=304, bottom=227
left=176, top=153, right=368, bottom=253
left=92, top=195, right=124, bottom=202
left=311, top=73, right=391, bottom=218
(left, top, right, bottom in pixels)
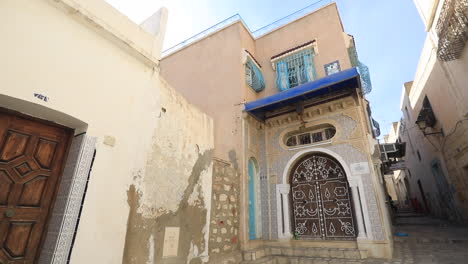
left=276, top=148, right=370, bottom=240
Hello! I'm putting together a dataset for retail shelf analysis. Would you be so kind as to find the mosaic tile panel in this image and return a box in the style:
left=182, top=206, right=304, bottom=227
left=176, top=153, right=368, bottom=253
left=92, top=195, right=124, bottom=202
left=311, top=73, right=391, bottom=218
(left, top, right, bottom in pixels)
left=259, top=113, right=385, bottom=240
left=38, top=135, right=97, bottom=264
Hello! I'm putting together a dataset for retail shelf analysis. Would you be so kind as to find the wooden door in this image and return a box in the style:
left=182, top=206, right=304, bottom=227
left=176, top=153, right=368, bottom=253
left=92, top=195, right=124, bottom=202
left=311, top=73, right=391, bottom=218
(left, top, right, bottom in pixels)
left=290, top=153, right=356, bottom=240
left=0, top=110, right=72, bottom=263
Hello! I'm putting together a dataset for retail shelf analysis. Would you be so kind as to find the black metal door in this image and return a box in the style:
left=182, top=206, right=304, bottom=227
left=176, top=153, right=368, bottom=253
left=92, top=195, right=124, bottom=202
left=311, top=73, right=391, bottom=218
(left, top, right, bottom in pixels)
left=290, top=154, right=356, bottom=240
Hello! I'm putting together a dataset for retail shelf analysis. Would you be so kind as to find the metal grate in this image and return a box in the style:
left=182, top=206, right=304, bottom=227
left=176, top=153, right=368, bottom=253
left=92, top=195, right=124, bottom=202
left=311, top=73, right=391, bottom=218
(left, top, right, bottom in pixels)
left=276, top=49, right=317, bottom=91
left=348, top=44, right=372, bottom=95
left=372, top=118, right=381, bottom=137
left=245, top=59, right=265, bottom=92
left=436, top=0, right=468, bottom=61
left=347, top=46, right=359, bottom=68
left=358, top=61, right=372, bottom=95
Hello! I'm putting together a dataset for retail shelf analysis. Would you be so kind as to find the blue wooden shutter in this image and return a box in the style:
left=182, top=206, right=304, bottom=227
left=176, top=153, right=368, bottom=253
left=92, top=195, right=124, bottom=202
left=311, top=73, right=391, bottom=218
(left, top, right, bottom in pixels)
left=276, top=61, right=290, bottom=91
left=248, top=159, right=256, bottom=239
left=303, top=52, right=317, bottom=82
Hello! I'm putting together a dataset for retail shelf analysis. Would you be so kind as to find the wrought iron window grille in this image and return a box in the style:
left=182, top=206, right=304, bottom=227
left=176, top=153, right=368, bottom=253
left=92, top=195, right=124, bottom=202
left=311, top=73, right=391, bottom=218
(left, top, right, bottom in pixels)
left=285, top=127, right=336, bottom=147
left=347, top=41, right=372, bottom=95
left=435, top=0, right=468, bottom=61
left=274, top=48, right=317, bottom=91
left=244, top=51, right=265, bottom=92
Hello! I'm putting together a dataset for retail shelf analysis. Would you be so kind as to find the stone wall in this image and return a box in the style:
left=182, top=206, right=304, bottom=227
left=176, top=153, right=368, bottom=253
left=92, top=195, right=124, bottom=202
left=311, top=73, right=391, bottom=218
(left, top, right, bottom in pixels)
left=442, top=121, right=468, bottom=222
left=208, top=159, right=242, bottom=264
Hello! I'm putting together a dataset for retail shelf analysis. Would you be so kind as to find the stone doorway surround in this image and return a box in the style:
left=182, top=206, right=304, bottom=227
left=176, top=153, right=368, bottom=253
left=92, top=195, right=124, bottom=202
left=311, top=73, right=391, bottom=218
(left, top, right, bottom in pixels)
left=38, top=134, right=96, bottom=264
left=276, top=148, right=371, bottom=241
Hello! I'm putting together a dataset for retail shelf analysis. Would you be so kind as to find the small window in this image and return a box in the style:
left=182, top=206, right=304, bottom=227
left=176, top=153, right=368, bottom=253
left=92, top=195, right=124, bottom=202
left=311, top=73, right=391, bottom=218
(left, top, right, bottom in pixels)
left=283, top=125, right=335, bottom=148
left=275, top=49, right=316, bottom=91
left=286, top=136, right=297, bottom=147
left=311, top=132, right=323, bottom=142
left=298, top=133, right=311, bottom=145
left=324, top=128, right=336, bottom=140
left=245, top=58, right=265, bottom=92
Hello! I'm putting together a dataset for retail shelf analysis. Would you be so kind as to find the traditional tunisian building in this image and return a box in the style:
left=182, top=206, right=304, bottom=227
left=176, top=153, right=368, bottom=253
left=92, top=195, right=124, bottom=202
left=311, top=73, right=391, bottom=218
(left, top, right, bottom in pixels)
left=0, top=1, right=215, bottom=264
left=390, top=0, right=468, bottom=224
left=161, top=2, right=393, bottom=262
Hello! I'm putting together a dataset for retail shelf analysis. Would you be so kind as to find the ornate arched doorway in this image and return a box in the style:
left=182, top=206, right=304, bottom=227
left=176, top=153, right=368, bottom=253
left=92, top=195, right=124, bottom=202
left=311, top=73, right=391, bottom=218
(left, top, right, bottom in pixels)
left=290, top=153, right=356, bottom=240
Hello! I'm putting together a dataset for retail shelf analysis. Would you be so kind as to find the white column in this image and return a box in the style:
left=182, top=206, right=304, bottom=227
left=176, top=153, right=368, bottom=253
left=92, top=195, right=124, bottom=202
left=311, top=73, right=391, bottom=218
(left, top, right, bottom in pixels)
left=351, top=185, right=366, bottom=239
left=276, top=184, right=292, bottom=239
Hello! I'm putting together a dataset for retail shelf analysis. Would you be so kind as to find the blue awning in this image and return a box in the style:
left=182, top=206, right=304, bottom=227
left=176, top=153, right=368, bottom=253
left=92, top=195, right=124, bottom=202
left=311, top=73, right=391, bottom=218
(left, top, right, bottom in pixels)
left=244, top=67, right=361, bottom=121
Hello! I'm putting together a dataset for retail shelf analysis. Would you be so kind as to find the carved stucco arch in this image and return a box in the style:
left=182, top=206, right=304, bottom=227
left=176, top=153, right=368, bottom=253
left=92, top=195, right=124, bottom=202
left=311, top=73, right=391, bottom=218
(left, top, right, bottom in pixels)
left=281, top=148, right=357, bottom=187
left=276, top=147, right=368, bottom=239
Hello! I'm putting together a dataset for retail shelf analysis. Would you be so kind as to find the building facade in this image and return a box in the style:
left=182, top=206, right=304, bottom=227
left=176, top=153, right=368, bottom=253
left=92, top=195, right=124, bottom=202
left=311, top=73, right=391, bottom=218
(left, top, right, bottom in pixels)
left=393, top=0, right=468, bottom=223
left=0, top=1, right=215, bottom=263
left=161, top=3, right=393, bottom=262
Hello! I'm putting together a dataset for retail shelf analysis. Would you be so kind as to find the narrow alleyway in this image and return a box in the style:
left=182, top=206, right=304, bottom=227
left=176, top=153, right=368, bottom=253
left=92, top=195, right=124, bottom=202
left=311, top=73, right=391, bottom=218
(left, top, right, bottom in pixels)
left=364, top=209, right=468, bottom=264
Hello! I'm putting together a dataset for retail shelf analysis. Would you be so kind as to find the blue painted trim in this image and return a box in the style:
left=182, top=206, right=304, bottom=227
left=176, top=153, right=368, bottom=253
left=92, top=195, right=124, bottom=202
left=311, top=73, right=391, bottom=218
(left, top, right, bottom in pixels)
left=245, top=67, right=360, bottom=120
left=248, top=159, right=256, bottom=240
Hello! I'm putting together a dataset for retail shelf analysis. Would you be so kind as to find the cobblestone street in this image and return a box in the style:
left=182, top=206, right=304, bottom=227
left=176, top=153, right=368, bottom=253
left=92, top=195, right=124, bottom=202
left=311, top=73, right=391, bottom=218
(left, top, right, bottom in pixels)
left=363, top=211, right=468, bottom=264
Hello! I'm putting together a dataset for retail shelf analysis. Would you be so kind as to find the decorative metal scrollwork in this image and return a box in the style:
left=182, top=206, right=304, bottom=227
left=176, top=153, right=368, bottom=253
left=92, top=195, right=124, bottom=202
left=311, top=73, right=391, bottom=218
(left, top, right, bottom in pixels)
left=290, top=154, right=357, bottom=240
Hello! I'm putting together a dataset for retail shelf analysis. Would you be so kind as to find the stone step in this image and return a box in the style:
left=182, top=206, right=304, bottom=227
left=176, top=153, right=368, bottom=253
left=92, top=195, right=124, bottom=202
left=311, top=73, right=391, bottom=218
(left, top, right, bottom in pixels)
left=243, top=246, right=365, bottom=262
left=242, top=256, right=364, bottom=264
left=241, top=256, right=275, bottom=264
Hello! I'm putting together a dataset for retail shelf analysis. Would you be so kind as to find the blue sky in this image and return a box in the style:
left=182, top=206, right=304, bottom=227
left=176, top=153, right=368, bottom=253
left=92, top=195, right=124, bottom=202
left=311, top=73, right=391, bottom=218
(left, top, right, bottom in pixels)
left=106, top=0, right=426, bottom=136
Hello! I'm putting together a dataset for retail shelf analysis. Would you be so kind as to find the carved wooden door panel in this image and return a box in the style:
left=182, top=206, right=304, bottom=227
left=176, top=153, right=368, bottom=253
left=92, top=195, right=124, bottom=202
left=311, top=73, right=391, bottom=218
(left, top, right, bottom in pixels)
left=0, top=110, right=72, bottom=263
left=290, top=154, right=356, bottom=240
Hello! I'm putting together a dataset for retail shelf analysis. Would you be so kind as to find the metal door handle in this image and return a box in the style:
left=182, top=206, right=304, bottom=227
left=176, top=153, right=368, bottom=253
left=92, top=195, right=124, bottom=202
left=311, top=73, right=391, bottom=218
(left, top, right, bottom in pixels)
left=4, top=209, right=15, bottom=218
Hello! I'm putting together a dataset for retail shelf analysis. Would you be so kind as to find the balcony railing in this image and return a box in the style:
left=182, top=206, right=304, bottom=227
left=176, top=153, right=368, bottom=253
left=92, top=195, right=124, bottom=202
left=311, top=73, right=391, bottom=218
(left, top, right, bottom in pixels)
left=348, top=45, right=372, bottom=95
left=435, top=0, right=468, bottom=61
left=372, top=118, right=381, bottom=138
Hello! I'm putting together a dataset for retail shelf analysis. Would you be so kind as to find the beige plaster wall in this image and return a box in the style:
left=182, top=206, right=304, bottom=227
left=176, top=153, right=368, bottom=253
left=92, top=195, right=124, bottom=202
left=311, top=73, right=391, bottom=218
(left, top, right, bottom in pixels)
left=404, top=28, right=468, bottom=221
left=0, top=1, right=214, bottom=263
left=160, top=3, right=352, bottom=159
left=255, top=3, right=352, bottom=97
left=160, top=24, right=245, bottom=163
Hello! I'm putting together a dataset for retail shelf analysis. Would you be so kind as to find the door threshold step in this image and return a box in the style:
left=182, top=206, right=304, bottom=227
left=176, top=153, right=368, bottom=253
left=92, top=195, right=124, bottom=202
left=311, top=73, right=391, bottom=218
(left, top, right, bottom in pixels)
left=242, top=256, right=365, bottom=264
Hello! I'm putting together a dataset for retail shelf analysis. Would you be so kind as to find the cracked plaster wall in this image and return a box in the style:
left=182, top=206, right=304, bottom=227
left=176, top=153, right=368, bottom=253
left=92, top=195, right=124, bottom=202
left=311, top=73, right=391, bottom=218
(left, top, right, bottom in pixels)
left=123, top=79, right=215, bottom=264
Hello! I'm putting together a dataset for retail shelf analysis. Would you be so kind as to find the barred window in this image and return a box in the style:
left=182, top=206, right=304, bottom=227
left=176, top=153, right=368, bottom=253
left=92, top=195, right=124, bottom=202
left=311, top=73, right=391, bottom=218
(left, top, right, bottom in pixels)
left=298, top=133, right=311, bottom=145
left=286, top=136, right=297, bottom=147
left=275, top=49, right=317, bottom=91
left=245, top=59, right=265, bottom=92
left=284, top=125, right=335, bottom=148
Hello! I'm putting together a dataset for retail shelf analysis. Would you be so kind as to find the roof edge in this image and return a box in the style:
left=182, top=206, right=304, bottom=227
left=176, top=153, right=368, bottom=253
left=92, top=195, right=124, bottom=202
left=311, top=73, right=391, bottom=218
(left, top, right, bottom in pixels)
left=161, top=1, right=337, bottom=58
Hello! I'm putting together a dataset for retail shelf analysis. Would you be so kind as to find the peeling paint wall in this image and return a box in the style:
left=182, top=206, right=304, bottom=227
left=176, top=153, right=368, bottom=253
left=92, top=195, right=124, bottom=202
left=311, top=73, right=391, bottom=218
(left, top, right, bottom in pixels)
left=0, top=1, right=214, bottom=263
left=123, top=78, right=214, bottom=264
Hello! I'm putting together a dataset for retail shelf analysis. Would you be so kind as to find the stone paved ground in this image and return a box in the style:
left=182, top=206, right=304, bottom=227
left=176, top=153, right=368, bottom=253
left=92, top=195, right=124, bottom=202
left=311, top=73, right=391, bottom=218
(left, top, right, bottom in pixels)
left=364, top=240, right=468, bottom=264
left=362, top=211, right=468, bottom=264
